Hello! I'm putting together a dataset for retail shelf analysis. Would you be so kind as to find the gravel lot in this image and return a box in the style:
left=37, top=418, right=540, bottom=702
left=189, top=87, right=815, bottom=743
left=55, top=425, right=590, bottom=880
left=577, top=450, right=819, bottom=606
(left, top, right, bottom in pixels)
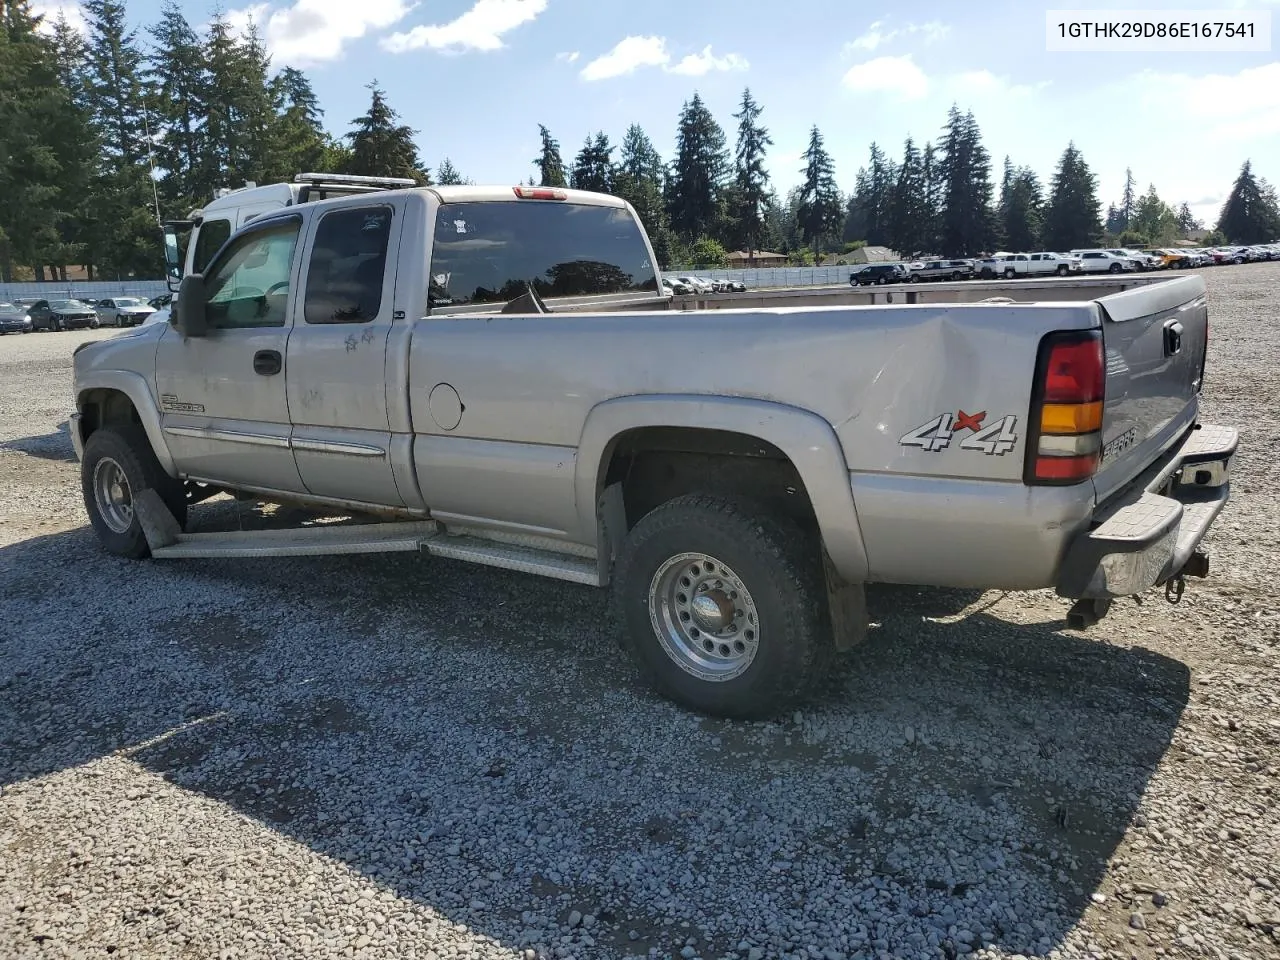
left=2, top=265, right=1278, bottom=960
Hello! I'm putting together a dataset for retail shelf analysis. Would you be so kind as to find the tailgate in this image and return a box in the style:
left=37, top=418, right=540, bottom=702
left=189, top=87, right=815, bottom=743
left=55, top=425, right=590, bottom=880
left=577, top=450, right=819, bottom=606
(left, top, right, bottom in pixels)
left=1092, top=276, right=1208, bottom=502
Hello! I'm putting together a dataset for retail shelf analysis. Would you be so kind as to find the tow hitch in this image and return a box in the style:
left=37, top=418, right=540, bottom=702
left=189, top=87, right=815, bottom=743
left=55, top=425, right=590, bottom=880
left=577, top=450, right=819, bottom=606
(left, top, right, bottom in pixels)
left=1067, top=549, right=1211, bottom=628
left=1165, top=576, right=1185, bottom=604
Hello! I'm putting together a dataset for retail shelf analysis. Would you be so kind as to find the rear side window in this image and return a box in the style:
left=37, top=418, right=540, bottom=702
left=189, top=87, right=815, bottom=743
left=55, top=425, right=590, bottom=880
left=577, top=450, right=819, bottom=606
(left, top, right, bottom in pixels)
left=304, top=206, right=393, bottom=324
left=193, top=218, right=231, bottom=273
left=428, top=201, right=658, bottom=311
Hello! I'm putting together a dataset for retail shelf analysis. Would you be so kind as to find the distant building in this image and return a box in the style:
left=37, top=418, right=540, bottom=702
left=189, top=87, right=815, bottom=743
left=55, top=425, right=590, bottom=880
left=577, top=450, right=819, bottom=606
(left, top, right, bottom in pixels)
left=846, top=246, right=899, bottom=264
left=726, top=250, right=788, bottom=267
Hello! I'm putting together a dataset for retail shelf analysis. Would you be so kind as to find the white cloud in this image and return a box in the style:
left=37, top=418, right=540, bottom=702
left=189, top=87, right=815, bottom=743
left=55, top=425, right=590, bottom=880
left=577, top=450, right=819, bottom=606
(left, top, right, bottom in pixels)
left=225, top=0, right=416, bottom=66
left=580, top=36, right=749, bottom=81
left=31, top=1, right=88, bottom=36
left=952, top=70, right=1048, bottom=100
left=846, top=19, right=948, bottom=53
left=1131, top=63, right=1280, bottom=141
left=668, top=45, right=749, bottom=76
left=382, top=0, right=547, bottom=54
left=580, top=35, right=671, bottom=80
left=842, top=55, right=929, bottom=100
left=555, top=50, right=580, bottom=63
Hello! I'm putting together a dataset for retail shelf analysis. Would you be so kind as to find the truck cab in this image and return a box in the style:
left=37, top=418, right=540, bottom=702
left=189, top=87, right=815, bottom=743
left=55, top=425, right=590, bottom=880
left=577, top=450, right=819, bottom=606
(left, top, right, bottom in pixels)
left=161, top=173, right=418, bottom=301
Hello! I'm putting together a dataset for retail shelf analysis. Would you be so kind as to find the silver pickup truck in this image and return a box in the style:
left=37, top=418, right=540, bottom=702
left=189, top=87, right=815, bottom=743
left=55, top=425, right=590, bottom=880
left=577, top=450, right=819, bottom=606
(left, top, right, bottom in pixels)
left=70, top=184, right=1236, bottom=718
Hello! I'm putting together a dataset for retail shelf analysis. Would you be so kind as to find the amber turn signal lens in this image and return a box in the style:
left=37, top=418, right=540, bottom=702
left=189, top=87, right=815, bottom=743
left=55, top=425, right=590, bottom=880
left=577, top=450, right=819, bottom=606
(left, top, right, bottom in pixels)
left=1040, top=401, right=1103, bottom=435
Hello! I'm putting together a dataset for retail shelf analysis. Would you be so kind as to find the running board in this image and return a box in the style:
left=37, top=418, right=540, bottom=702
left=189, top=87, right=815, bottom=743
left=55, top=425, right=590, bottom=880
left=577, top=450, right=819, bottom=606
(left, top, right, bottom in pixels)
left=135, top=490, right=601, bottom=585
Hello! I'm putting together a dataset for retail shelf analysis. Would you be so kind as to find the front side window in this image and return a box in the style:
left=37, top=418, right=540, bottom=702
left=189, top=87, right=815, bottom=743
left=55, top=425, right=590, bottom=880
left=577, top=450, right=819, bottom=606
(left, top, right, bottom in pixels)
left=204, top=219, right=300, bottom=329
left=194, top=218, right=232, bottom=274
left=304, top=206, right=393, bottom=324
left=428, top=200, right=658, bottom=311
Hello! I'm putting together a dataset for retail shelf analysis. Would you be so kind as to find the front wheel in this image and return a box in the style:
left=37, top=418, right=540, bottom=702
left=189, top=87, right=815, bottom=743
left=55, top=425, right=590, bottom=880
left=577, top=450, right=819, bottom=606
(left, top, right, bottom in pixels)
left=81, top=426, right=187, bottom=559
left=908, top=274, right=919, bottom=283
left=1057, top=265, right=1069, bottom=276
left=1109, top=262, right=1123, bottom=273
left=1004, top=269, right=1016, bottom=279
left=613, top=495, right=832, bottom=720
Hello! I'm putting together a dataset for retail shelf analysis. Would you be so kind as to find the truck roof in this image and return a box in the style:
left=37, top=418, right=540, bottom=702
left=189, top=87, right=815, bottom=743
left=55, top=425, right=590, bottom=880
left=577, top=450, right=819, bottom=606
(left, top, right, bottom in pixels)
left=424, top=185, right=628, bottom=208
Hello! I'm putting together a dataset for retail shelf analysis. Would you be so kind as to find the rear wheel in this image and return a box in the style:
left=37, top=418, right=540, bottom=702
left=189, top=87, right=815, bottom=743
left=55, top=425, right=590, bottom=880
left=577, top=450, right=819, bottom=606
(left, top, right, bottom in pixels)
left=1004, top=268, right=1016, bottom=279
left=81, top=425, right=187, bottom=559
left=908, top=274, right=919, bottom=283
left=950, top=271, right=962, bottom=281
left=613, top=495, right=832, bottom=720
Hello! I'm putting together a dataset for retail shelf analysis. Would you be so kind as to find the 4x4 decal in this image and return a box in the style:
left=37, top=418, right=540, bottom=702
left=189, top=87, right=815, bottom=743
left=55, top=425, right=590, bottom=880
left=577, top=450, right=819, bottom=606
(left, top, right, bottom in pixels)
left=899, top=410, right=1019, bottom=456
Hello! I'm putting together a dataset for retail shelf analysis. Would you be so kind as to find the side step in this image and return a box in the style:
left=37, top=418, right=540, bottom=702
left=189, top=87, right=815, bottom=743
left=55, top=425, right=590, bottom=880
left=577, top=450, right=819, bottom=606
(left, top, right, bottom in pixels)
left=135, top=490, right=601, bottom=585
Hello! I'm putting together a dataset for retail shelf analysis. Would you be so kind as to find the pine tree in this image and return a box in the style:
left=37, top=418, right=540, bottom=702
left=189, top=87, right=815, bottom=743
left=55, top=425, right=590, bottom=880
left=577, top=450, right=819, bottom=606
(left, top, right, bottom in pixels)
left=1216, top=160, right=1280, bottom=244
left=797, top=125, right=841, bottom=259
left=919, top=141, right=943, bottom=254
left=938, top=106, right=995, bottom=256
left=82, top=0, right=162, bottom=278
left=613, top=124, right=669, bottom=245
left=147, top=0, right=206, bottom=209
left=1042, top=142, right=1102, bottom=251
left=1118, top=167, right=1137, bottom=232
left=730, top=87, right=772, bottom=258
left=345, top=81, right=428, bottom=184
left=1175, top=202, right=1201, bottom=235
left=532, top=124, right=566, bottom=187
left=668, top=92, right=728, bottom=241
left=435, top=158, right=469, bottom=185
left=570, top=132, right=614, bottom=193
left=1132, top=184, right=1179, bottom=245
left=862, top=143, right=898, bottom=247
left=1000, top=165, right=1044, bottom=252
left=888, top=138, right=926, bottom=257
left=263, top=66, right=338, bottom=183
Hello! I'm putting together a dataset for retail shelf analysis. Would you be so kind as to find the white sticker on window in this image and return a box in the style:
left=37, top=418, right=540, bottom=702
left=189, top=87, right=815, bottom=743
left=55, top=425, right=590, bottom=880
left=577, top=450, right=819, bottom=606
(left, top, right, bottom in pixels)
left=453, top=220, right=468, bottom=234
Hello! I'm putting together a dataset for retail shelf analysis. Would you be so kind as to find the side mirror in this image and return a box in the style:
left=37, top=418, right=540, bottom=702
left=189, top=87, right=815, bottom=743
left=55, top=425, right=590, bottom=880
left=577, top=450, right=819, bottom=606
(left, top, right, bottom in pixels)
left=173, top=274, right=209, bottom=338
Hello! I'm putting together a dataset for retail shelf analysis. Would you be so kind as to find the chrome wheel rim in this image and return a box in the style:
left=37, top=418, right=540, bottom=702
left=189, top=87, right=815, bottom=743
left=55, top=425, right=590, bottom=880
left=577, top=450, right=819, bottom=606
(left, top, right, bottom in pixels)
left=648, top=552, right=760, bottom=682
left=93, top=456, right=134, bottom=534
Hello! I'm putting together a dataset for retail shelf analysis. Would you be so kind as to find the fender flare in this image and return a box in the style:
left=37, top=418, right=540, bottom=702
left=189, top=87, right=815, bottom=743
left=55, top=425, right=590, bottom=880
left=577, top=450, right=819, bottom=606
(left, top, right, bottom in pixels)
left=574, top=394, right=870, bottom=582
left=75, top=371, right=176, bottom=477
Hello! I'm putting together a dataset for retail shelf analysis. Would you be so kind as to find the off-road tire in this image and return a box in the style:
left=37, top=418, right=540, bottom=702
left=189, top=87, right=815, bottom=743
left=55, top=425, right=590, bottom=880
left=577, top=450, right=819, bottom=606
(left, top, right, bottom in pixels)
left=81, top=425, right=187, bottom=559
left=612, top=494, right=833, bottom=720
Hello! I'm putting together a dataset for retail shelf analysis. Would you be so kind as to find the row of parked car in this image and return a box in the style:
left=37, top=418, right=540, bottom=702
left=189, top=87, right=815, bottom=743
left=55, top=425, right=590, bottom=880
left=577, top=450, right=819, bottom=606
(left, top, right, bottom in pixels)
left=849, top=242, right=1280, bottom=286
left=0, top=294, right=169, bottom=334
left=661, top=275, right=748, bottom=295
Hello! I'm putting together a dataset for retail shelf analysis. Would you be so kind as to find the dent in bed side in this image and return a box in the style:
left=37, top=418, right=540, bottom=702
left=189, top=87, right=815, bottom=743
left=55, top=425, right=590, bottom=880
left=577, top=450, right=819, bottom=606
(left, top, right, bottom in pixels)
left=75, top=371, right=176, bottom=477
left=575, top=394, right=871, bottom=583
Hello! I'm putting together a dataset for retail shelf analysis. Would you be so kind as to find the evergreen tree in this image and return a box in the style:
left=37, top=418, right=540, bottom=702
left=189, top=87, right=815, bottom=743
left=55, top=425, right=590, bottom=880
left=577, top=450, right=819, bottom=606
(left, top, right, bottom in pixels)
left=147, top=0, right=206, bottom=209
left=797, top=125, right=842, bottom=258
left=45, top=11, right=97, bottom=276
left=435, top=157, right=470, bottom=185
left=570, top=132, right=614, bottom=193
left=861, top=143, right=898, bottom=247
left=1104, top=203, right=1124, bottom=236
left=82, top=0, right=161, bottom=278
left=264, top=66, right=334, bottom=183
left=1000, top=164, right=1044, bottom=252
left=1216, top=160, right=1280, bottom=243
left=919, top=141, right=943, bottom=254
left=888, top=138, right=927, bottom=257
left=532, top=124, right=566, bottom=187
left=614, top=124, right=669, bottom=248
left=1175, top=202, right=1201, bottom=235
left=1042, top=142, right=1102, bottom=251
left=730, top=87, right=772, bottom=257
left=346, top=81, right=428, bottom=183
left=667, top=92, right=728, bottom=241
left=1118, top=167, right=1137, bottom=232
left=1132, top=184, right=1179, bottom=245
left=937, top=106, right=995, bottom=256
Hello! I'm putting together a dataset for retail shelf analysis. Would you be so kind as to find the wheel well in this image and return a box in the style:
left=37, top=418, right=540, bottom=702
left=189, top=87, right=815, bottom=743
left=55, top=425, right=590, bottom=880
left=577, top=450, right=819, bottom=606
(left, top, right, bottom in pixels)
left=601, top=427, right=817, bottom=532
left=78, top=388, right=142, bottom=442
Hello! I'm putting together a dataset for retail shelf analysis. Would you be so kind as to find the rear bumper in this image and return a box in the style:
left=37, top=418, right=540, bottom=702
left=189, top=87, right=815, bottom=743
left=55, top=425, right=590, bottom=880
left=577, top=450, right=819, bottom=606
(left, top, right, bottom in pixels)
left=1056, top=423, right=1237, bottom=600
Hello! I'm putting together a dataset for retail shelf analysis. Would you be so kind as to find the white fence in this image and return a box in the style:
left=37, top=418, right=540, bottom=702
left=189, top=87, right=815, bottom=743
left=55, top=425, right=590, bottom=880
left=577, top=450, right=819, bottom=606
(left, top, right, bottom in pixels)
left=665, top=266, right=858, bottom=288
left=0, top=280, right=169, bottom=301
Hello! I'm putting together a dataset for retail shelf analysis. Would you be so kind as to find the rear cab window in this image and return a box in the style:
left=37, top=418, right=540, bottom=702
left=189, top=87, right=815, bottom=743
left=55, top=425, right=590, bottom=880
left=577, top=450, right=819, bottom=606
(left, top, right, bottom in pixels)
left=427, top=199, right=658, bottom=314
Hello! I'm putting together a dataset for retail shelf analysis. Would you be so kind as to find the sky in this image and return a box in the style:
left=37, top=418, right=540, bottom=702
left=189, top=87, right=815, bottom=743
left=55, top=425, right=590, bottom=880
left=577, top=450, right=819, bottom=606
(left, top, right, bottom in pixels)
left=31, top=0, right=1280, bottom=227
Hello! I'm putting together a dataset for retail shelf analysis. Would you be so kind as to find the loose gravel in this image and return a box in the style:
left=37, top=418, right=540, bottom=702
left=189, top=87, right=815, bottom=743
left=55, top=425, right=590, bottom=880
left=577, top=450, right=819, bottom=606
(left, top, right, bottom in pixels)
left=2, top=264, right=1279, bottom=960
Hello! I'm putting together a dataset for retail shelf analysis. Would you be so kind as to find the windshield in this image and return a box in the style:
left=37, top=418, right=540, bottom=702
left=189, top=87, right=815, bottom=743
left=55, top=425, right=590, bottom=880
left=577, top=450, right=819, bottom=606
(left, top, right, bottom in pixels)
left=115, top=298, right=145, bottom=308
left=428, top=200, right=657, bottom=310
left=51, top=300, right=91, bottom=310
left=0, top=302, right=23, bottom=315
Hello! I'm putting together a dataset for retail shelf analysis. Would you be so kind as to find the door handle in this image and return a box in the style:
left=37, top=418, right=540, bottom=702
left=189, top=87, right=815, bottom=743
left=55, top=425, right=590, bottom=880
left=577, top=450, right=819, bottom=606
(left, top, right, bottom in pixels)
left=1163, top=320, right=1184, bottom=357
left=253, top=349, right=282, bottom=376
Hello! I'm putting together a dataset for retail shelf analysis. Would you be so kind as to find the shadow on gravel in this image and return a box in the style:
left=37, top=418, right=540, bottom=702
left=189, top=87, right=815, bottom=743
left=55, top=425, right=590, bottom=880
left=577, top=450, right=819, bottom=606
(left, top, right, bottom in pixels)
left=0, top=420, right=75, bottom=462
left=1, top=525, right=1191, bottom=960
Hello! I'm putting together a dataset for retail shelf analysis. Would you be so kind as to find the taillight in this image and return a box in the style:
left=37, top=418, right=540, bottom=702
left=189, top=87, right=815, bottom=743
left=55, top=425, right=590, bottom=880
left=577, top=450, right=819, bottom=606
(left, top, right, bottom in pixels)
left=1198, top=314, right=1208, bottom=392
left=1025, top=329, right=1105, bottom=485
